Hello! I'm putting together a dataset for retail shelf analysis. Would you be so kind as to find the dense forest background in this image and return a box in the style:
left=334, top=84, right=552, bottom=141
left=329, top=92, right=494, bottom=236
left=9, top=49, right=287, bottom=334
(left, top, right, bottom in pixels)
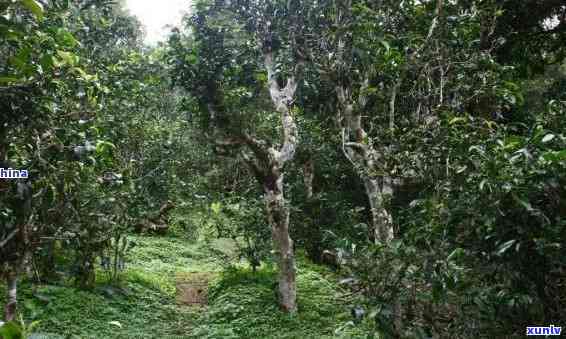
left=1, top=0, right=565, bottom=338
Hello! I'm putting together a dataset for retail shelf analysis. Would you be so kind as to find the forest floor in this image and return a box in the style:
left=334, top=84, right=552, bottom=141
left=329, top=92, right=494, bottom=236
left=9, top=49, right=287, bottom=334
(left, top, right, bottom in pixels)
left=2, top=235, right=370, bottom=338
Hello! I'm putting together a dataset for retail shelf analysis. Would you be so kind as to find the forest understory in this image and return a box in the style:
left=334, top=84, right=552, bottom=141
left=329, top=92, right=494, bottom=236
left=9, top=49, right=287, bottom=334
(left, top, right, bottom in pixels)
left=1, top=234, right=365, bottom=338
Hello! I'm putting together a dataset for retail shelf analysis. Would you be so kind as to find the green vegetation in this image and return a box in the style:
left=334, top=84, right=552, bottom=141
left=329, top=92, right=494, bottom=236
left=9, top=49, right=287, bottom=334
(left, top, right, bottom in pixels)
left=191, top=265, right=367, bottom=339
left=1, top=236, right=202, bottom=338
left=1, top=236, right=366, bottom=338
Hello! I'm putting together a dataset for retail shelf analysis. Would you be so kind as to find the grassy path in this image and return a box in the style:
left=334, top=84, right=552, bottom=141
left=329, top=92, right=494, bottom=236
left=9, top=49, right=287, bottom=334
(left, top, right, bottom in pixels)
left=2, top=236, right=370, bottom=338
left=14, top=236, right=213, bottom=338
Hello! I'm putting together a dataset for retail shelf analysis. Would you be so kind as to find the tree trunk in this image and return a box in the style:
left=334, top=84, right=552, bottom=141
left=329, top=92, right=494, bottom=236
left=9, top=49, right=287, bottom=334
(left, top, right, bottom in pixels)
left=264, top=173, right=297, bottom=313
left=363, top=177, right=394, bottom=244
left=260, top=39, right=301, bottom=312
left=4, top=271, right=17, bottom=322
left=303, top=159, right=314, bottom=200
left=236, top=47, right=300, bottom=313
left=337, top=84, right=394, bottom=245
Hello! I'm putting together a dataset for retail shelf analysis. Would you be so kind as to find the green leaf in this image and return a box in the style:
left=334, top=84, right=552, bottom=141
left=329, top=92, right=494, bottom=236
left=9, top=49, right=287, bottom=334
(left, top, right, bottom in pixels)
left=512, top=194, right=534, bottom=212
left=95, top=140, right=116, bottom=155
left=0, top=76, right=21, bottom=84
left=56, top=50, right=79, bottom=66
left=72, top=67, right=92, bottom=81
left=503, top=136, right=522, bottom=150
left=40, top=54, right=54, bottom=72
left=21, top=0, right=44, bottom=20
left=379, top=39, right=390, bottom=52
left=185, top=54, right=198, bottom=65
left=496, top=239, right=516, bottom=256
left=447, top=248, right=464, bottom=261
left=542, top=150, right=566, bottom=162
left=0, top=321, right=24, bottom=339
left=541, top=134, right=555, bottom=143
left=10, top=46, right=32, bottom=71
left=211, top=202, right=222, bottom=214
left=449, top=117, right=467, bottom=125
left=108, top=321, right=123, bottom=328
left=56, top=28, right=78, bottom=48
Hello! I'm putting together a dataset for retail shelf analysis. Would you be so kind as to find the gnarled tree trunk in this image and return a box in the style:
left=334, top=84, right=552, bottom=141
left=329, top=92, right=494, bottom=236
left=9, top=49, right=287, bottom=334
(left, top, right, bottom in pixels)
left=236, top=35, right=302, bottom=313
left=336, top=84, right=395, bottom=245
left=264, top=172, right=296, bottom=312
left=1, top=180, right=33, bottom=322
left=363, top=177, right=394, bottom=244
left=330, top=0, right=443, bottom=331
left=206, top=0, right=304, bottom=313
left=260, top=45, right=300, bottom=312
left=242, top=147, right=298, bottom=312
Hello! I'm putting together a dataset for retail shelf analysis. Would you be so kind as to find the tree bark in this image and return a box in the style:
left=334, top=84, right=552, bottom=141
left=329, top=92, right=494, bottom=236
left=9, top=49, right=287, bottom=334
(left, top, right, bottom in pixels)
left=264, top=173, right=297, bottom=313
left=303, top=158, right=314, bottom=200
left=261, top=48, right=300, bottom=313
left=336, top=84, right=395, bottom=244
left=363, top=177, right=394, bottom=244
left=1, top=181, right=33, bottom=321
left=4, top=271, right=17, bottom=322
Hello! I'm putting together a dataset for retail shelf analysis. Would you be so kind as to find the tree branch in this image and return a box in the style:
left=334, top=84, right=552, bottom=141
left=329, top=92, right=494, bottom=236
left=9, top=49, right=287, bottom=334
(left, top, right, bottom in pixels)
left=0, top=229, right=18, bottom=249
left=411, top=0, right=444, bottom=63
left=263, top=48, right=298, bottom=165
left=240, top=150, right=266, bottom=184
left=389, top=79, right=400, bottom=130
left=243, top=133, right=270, bottom=161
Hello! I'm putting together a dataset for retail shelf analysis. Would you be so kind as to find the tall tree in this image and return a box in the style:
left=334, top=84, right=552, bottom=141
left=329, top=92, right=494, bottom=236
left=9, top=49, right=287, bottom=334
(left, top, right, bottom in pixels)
left=316, top=0, right=444, bottom=244
left=168, top=0, right=308, bottom=312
